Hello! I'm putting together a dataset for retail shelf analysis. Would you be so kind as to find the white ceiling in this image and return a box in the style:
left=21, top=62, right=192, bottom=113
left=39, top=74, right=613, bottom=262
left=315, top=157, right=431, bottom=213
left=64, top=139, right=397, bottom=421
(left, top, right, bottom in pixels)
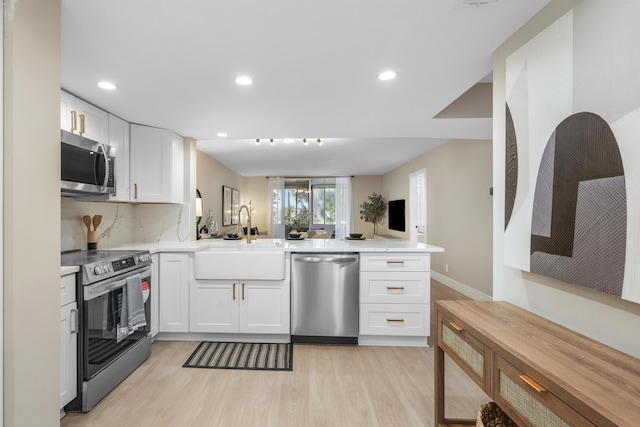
left=61, top=0, right=550, bottom=177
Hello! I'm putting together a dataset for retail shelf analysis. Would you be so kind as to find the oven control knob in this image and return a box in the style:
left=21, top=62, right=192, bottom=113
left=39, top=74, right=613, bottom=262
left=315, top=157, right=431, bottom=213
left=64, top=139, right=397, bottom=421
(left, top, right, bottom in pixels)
left=93, top=266, right=103, bottom=275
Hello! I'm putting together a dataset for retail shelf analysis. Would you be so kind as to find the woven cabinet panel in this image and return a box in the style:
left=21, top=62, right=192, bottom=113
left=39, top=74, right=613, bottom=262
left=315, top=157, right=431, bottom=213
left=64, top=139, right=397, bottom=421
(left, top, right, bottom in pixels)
left=442, top=324, right=484, bottom=376
left=499, top=371, right=569, bottom=427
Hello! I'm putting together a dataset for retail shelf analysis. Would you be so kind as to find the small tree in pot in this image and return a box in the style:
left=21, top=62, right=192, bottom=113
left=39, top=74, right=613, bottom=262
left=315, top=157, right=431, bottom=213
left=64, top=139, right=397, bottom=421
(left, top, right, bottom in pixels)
left=359, top=193, right=386, bottom=236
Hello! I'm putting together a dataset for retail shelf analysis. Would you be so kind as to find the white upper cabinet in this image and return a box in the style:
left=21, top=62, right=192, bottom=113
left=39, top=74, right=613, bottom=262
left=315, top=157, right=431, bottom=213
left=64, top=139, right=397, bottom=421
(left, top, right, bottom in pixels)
left=60, top=90, right=109, bottom=144
left=107, top=114, right=130, bottom=202
left=130, top=124, right=184, bottom=203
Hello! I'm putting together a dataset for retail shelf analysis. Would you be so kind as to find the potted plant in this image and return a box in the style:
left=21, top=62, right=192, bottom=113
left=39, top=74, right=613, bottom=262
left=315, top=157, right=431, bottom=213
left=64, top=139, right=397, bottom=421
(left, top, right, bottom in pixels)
left=360, top=193, right=386, bottom=235
left=285, top=209, right=309, bottom=234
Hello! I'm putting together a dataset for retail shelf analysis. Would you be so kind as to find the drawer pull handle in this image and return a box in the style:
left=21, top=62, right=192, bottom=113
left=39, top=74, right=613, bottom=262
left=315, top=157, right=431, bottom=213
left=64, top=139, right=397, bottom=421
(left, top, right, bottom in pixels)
left=449, top=321, right=464, bottom=331
left=519, top=375, right=547, bottom=393
left=233, top=283, right=236, bottom=300
left=386, top=261, right=405, bottom=265
left=386, top=286, right=405, bottom=291
left=387, top=318, right=405, bottom=323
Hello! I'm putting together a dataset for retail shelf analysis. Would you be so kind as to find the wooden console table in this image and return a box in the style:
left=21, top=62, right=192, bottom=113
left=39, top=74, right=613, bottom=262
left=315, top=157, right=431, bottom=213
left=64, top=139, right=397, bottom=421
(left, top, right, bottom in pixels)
left=434, top=300, right=640, bottom=427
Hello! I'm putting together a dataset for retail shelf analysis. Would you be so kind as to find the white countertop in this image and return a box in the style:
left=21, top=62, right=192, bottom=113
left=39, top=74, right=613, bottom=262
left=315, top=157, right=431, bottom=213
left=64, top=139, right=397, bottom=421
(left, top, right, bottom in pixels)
left=277, top=238, right=443, bottom=253
left=102, top=238, right=444, bottom=254
left=61, top=239, right=443, bottom=274
left=60, top=265, right=80, bottom=276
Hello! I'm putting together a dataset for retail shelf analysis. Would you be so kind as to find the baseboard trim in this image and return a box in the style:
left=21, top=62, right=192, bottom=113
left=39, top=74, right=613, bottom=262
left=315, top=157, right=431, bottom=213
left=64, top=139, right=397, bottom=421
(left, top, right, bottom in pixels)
left=358, top=335, right=429, bottom=348
left=431, top=271, right=492, bottom=301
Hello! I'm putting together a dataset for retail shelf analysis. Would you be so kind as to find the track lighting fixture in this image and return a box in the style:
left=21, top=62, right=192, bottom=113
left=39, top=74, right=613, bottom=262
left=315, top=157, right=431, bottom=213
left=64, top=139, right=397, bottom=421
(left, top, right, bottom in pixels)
left=253, top=137, right=322, bottom=146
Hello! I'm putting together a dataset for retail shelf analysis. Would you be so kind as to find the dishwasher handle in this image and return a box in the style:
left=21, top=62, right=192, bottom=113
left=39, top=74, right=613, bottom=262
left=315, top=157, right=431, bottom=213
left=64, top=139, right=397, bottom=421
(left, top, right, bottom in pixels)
left=296, top=256, right=358, bottom=264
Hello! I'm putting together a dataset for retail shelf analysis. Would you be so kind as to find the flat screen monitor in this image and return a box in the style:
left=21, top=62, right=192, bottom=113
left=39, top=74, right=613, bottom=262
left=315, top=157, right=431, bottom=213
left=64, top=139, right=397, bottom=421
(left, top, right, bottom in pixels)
left=388, top=199, right=405, bottom=232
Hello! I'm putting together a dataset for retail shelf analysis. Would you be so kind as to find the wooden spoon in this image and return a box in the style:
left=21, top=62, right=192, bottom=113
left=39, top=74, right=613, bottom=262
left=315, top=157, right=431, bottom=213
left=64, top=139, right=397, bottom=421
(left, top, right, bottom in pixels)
left=83, top=215, right=92, bottom=231
left=92, top=215, right=102, bottom=231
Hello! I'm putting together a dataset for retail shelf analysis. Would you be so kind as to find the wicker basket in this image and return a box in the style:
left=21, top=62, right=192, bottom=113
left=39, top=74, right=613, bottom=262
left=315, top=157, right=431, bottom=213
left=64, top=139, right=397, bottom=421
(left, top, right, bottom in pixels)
left=476, top=402, right=518, bottom=427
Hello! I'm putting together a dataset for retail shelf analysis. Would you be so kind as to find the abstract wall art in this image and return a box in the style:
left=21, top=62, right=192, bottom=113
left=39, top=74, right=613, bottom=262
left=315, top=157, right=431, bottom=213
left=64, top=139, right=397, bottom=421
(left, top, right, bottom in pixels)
left=504, top=0, right=640, bottom=304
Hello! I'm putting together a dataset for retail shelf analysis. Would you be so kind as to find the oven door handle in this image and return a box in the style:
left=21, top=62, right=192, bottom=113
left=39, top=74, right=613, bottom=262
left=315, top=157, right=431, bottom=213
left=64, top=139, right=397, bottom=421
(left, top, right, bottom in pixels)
left=84, top=266, right=152, bottom=301
left=71, top=308, right=80, bottom=334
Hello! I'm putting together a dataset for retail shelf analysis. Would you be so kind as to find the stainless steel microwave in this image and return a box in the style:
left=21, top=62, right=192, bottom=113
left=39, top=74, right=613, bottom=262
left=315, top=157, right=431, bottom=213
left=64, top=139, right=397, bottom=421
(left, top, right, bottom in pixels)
left=61, top=129, right=116, bottom=198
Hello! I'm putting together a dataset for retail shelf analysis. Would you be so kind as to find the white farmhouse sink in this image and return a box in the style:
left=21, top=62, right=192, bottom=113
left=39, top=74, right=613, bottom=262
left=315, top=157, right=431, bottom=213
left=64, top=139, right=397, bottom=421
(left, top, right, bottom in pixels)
left=194, top=244, right=285, bottom=280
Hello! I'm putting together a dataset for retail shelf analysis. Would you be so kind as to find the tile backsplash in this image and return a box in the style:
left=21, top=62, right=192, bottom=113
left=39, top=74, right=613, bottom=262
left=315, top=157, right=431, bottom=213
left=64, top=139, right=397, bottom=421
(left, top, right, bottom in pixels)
left=61, top=198, right=192, bottom=251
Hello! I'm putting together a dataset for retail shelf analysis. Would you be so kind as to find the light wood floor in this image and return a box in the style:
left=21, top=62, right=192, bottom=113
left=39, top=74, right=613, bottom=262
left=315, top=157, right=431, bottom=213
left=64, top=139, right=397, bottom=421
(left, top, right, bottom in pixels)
left=61, top=280, right=485, bottom=427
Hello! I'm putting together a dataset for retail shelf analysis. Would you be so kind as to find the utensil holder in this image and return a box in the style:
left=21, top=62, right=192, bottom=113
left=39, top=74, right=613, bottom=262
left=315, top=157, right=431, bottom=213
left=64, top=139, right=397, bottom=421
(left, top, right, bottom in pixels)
left=87, top=230, right=98, bottom=250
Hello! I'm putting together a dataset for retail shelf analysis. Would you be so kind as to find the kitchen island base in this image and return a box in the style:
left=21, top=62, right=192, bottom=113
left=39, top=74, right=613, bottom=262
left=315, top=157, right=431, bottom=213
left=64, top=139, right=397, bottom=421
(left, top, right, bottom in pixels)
left=358, top=335, right=429, bottom=348
left=154, top=332, right=291, bottom=344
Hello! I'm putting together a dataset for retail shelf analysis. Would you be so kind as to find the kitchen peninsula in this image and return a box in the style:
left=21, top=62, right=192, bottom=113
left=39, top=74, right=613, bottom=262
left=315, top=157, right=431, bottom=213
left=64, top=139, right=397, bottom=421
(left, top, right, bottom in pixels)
left=63, top=238, right=442, bottom=346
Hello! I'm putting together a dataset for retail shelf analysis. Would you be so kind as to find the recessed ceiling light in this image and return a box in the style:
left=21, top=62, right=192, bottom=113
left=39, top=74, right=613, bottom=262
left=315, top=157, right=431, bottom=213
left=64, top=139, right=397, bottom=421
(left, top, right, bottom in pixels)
left=283, top=138, right=295, bottom=143
left=378, top=71, right=397, bottom=81
left=217, top=132, right=228, bottom=137
left=97, top=81, right=117, bottom=90
left=235, top=76, right=253, bottom=86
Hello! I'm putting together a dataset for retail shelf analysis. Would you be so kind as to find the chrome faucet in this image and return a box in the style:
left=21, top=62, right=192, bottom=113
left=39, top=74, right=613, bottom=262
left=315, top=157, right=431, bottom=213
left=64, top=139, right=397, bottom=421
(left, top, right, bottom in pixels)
left=238, top=200, right=252, bottom=243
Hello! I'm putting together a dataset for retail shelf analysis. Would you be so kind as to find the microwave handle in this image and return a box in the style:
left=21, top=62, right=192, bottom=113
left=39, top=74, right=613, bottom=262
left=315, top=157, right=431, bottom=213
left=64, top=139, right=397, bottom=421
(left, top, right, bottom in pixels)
left=98, top=144, right=110, bottom=189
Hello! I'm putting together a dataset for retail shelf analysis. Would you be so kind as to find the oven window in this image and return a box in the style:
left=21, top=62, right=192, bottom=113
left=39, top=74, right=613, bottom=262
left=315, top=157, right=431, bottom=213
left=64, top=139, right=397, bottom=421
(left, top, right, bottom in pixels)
left=83, top=281, right=150, bottom=379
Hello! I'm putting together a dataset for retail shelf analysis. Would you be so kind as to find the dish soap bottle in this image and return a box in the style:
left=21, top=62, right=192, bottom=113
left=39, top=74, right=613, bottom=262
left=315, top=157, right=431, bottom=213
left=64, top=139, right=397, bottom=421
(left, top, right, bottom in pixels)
left=205, top=210, right=218, bottom=236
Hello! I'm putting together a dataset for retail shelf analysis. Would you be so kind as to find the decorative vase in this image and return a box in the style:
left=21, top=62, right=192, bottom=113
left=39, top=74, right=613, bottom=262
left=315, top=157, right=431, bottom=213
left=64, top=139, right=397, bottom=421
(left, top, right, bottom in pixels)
left=206, top=210, right=218, bottom=236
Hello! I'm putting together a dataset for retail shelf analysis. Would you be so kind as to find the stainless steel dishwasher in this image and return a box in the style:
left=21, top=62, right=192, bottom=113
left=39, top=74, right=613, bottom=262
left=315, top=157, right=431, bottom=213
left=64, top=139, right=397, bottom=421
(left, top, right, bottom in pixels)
left=291, top=253, right=359, bottom=344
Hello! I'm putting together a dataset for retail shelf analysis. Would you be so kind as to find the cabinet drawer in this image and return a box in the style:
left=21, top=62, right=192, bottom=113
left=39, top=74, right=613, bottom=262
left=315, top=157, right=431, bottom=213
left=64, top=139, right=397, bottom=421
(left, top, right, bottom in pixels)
left=60, top=274, right=76, bottom=307
left=438, top=313, right=490, bottom=392
left=360, top=253, right=430, bottom=272
left=359, top=303, right=429, bottom=336
left=360, top=272, right=429, bottom=304
left=494, top=356, right=595, bottom=427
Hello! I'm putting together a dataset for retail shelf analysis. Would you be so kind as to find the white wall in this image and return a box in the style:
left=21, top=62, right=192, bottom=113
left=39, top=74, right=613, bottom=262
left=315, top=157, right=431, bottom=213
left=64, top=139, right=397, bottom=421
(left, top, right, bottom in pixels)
left=242, top=177, right=270, bottom=235
left=493, top=0, right=640, bottom=358
left=196, top=150, right=244, bottom=236
left=3, top=0, right=61, bottom=424
left=352, top=176, right=384, bottom=238
left=383, top=140, right=494, bottom=299
left=0, top=2, right=4, bottom=422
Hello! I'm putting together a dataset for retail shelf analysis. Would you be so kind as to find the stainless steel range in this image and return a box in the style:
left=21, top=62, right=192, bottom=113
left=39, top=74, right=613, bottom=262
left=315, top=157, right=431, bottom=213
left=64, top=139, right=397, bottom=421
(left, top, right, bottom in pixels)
left=61, top=249, right=153, bottom=412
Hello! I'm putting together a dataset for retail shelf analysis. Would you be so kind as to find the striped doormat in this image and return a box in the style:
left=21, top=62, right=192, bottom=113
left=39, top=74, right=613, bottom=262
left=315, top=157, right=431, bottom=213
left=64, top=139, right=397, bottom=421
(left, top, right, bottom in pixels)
left=183, top=342, right=293, bottom=371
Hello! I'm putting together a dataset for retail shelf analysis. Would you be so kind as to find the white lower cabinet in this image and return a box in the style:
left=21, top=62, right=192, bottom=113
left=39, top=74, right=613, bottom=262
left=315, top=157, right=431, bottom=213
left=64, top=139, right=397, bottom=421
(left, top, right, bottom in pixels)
left=151, top=254, right=159, bottom=337
left=359, top=252, right=431, bottom=347
left=359, top=303, right=429, bottom=336
left=60, top=274, right=77, bottom=410
left=159, top=253, right=189, bottom=333
left=190, top=279, right=290, bottom=334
